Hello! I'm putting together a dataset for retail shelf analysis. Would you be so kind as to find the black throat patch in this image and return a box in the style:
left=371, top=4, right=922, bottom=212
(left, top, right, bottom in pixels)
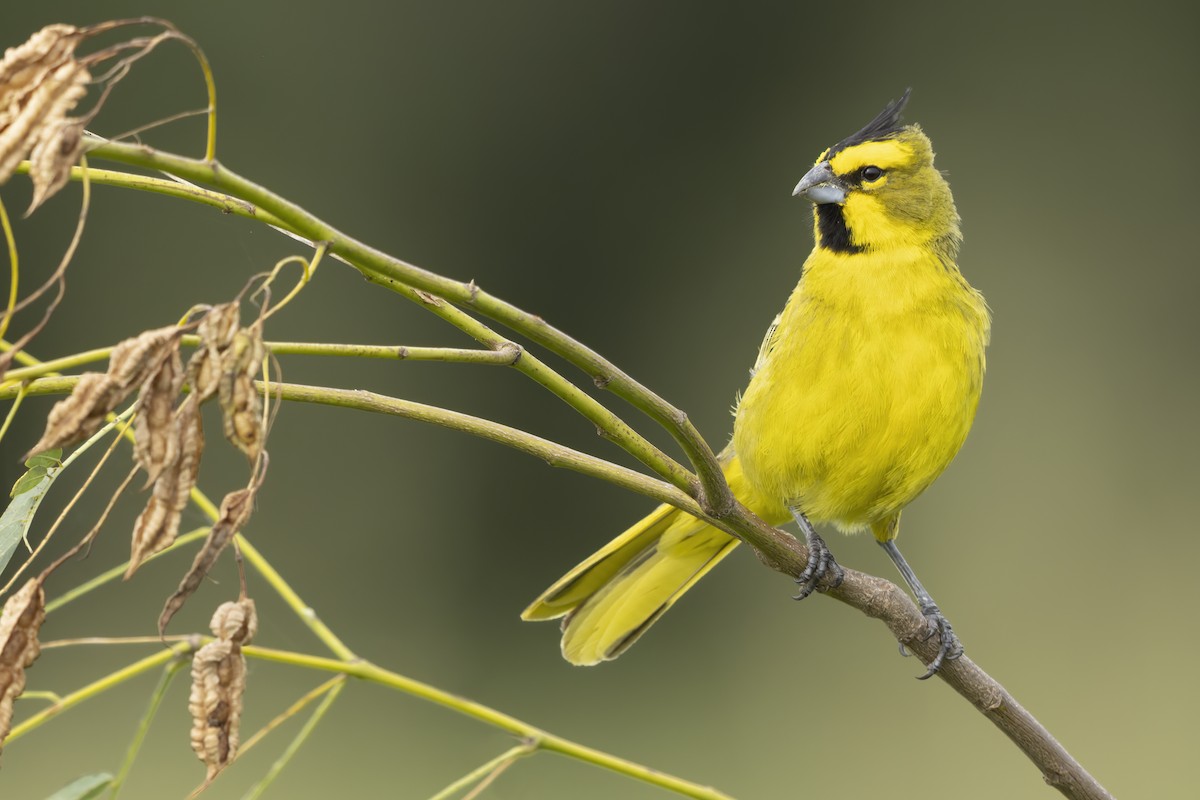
left=816, top=204, right=863, bottom=254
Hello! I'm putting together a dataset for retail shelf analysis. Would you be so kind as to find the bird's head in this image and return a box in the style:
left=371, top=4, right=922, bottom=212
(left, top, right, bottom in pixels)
left=794, top=90, right=960, bottom=257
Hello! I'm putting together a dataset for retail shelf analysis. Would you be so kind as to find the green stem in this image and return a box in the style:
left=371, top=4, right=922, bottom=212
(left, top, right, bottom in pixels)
left=240, top=679, right=346, bottom=800
left=0, top=381, right=26, bottom=445
left=268, top=381, right=707, bottom=519
left=233, top=534, right=356, bottom=661
left=33, top=159, right=697, bottom=498
left=237, top=676, right=345, bottom=757
left=108, top=659, right=187, bottom=799
left=6, top=643, right=192, bottom=743
left=0, top=375, right=719, bottom=533
left=0, top=375, right=78, bottom=399
left=19, top=164, right=282, bottom=226
left=0, top=346, right=114, bottom=383
left=0, top=338, right=520, bottom=386
left=242, top=646, right=734, bottom=800
left=77, top=143, right=729, bottom=509
left=377, top=277, right=695, bottom=494
left=45, top=527, right=211, bottom=614
left=172, top=478, right=357, bottom=661
left=256, top=341, right=522, bottom=365
left=426, top=742, right=537, bottom=800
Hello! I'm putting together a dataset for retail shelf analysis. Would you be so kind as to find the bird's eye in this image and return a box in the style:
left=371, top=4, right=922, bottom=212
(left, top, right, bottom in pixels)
left=861, top=166, right=884, bottom=182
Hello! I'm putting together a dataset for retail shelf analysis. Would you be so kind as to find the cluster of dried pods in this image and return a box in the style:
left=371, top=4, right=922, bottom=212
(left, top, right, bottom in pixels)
left=0, top=23, right=90, bottom=213
left=0, top=20, right=195, bottom=212
left=0, top=301, right=269, bottom=778
left=0, top=19, right=276, bottom=782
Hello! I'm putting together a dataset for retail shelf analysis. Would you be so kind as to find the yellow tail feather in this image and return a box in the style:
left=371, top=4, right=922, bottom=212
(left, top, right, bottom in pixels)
left=522, top=455, right=786, bottom=665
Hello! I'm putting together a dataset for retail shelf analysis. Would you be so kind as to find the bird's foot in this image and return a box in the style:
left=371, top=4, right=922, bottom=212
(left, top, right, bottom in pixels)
left=903, top=603, right=963, bottom=680
left=792, top=529, right=845, bottom=601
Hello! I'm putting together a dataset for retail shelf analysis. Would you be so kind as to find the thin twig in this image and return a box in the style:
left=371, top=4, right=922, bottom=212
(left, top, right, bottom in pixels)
left=44, top=527, right=211, bottom=614
left=108, top=659, right=187, bottom=798
left=242, top=646, right=735, bottom=800
left=238, top=678, right=346, bottom=800
left=427, top=741, right=538, bottom=800
left=237, top=675, right=346, bottom=758
left=6, top=642, right=194, bottom=743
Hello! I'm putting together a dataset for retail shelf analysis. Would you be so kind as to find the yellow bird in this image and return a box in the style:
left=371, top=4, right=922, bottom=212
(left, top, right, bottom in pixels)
left=523, top=90, right=990, bottom=677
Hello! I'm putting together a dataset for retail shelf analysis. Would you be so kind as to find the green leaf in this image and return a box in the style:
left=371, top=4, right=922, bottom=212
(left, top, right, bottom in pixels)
left=0, top=463, right=58, bottom=576
left=10, top=466, right=47, bottom=497
left=24, top=448, right=63, bottom=469
left=43, top=773, right=113, bottom=800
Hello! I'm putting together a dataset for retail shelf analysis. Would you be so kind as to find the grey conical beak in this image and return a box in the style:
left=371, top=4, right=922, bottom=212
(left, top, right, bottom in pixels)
left=792, top=162, right=846, bottom=205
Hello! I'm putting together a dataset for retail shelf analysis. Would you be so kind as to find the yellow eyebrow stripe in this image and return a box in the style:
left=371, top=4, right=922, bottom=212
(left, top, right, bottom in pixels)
left=829, top=139, right=913, bottom=174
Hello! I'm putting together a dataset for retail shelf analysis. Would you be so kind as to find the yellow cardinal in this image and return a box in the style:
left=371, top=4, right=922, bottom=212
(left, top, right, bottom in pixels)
left=523, top=90, right=990, bottom=677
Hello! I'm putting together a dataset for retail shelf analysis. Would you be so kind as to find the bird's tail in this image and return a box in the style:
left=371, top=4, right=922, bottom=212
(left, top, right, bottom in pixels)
left=522, top=455, right=783, bottom=665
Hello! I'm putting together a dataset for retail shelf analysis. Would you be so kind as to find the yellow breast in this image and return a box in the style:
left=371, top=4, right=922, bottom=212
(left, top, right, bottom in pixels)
left=731, top=244, right=989, bottom=532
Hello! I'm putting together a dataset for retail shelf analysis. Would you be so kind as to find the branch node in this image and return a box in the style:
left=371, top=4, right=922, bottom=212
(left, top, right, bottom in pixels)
left=981, top=685, right=1004, bottom=713
left=413, top=289, right=442, bottom=307
left=498, top=342, right=523, bottom=366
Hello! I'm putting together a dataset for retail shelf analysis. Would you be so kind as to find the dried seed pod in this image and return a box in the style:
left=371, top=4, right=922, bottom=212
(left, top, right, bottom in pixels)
left=159, top=488, right=255, bottom=635
left=26, top=326, right=182, bottom=458
left=188, top=598, right=256, bottom=779
left=107, top=326, right=182, bottom=393
left=133, top=346, right=184, bottom=486
left=23, top=71, right=88, bottom=214
left=0, top=24, right=87, bottom=192
left=187, top=302, right=241, bottom=403
left=218, top=323, right=265, bottom=462
left=25, top=371, right=113, bottom=456
left=0, top=578, right=46, bottom=755
left=211, top=597, right=257, bottom=646
left=126, top=396, right=204, bottom=578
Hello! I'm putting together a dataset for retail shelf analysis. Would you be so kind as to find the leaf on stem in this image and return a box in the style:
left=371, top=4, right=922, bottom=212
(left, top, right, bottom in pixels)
left=189, top=598, right=256, bottom=780
left=126, top=395, right=203, bottom=578
left=0, top=451, right=60, bottom=576
left=0, top=24, right=90, bottom=213
left=0, top=577, right=46, bottom=756
left=159, top=487, right=255, bottom=635
left=44, top=773, right=113, bottom=800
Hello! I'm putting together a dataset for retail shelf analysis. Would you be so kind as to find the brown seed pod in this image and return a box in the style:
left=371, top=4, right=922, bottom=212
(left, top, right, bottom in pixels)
left=107, top=326, right=182, bottom=392
left=0, top=24, right=90, bottom=212
left=218, top=323, right=265, bottom=463
left=188, top=598, right=256, bottom=779
left=133, top=345, right=184, bottom=486
left=0, top=578, right=46, bottom=755
left=159, top=487, right=255, bottom=636
left=26, top=326, right=182, bottom=458
left=186, top=302, right=241, bottom=403
left=25, top=371, right=112, bottom=456
left=126, top=396, right=204, bottom=578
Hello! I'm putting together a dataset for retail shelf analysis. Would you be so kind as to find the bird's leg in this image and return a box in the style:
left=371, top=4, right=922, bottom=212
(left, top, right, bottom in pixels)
left=789, top=507, right=845, bottom=601
left=879, top=538, right=962, bottom=679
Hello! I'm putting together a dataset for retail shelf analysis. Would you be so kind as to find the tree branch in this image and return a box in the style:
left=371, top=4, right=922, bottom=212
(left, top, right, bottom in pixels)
left=82, top=139, right=734, bottom=516
left=38, top=142, right=1115, bottom=799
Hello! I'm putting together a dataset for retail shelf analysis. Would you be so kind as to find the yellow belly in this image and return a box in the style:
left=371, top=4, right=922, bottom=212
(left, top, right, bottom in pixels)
left=731, top=246, right=988, bottom=532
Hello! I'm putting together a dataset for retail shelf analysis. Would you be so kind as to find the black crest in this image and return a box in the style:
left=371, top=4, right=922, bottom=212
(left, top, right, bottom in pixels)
left=826, top=88, right=912, bottom=158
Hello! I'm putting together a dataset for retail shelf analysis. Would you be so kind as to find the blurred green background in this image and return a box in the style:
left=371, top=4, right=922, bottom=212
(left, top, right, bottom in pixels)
left=1, top=2, right=1196, bottom=798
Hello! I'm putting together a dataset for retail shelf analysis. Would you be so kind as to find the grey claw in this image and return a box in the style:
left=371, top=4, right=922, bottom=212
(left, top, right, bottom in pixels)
left=913, top=608, right=961, bottom=679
